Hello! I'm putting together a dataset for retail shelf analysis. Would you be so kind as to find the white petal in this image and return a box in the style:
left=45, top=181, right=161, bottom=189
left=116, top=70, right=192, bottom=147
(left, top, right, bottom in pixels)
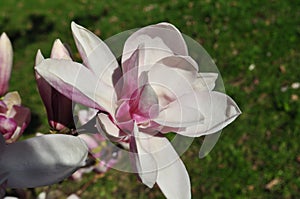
left=156, top=55, right=198, bottom=72
left=0, top=134, right=88, bottom=188
left=142, top=133, right=191, bottom=199
left=0, top=32, right=13, bottom=96
left=50, top=39, right=72, bottom=60
left=193, top=73, right=218, bottom=91
left=35, top=50, right=45, bottom=65
left=96, top=113, right=124, bottom=142
left=3, top=91, right=21, bottom=109
left=78, top=108, right=98, bottom=125
left=122, top=22, right=188, bottom=68
left=136, top=71, right=160, bottom=120
left=148, top=56, right=198, bottom=107
left=154, top=98, right=204, bottom=128
left=130, top=123, right=157, bottom=188
left=178, top=91, right=241, bottom=137
left=35, top=59, right=116, bottom=113
left=71, top=22, right=119, bottom=88
left=199, top=131, right=222, bottom=158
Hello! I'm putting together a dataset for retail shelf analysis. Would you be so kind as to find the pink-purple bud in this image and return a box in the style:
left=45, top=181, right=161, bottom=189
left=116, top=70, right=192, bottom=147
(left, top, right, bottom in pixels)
left=0, top=33, right=13, bottom=96
left=35, top=39, right=74, bottom=131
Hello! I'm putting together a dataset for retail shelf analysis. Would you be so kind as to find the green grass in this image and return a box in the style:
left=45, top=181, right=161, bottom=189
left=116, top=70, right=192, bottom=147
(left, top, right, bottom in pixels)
left=1, top=0, right=300, bottom=198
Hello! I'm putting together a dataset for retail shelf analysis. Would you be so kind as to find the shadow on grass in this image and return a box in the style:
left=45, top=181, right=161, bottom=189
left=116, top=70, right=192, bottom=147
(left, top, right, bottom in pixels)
left=24, top=112, right=42, bottom=136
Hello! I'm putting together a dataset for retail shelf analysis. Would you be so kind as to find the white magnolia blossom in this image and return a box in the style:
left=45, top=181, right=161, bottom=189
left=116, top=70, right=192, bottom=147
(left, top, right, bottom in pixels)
left=35, top=22, right=241, bottom=198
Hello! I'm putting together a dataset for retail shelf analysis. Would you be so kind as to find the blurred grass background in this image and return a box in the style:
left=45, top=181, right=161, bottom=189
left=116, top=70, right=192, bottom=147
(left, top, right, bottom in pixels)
left=1, top=0, right=300, bottom=198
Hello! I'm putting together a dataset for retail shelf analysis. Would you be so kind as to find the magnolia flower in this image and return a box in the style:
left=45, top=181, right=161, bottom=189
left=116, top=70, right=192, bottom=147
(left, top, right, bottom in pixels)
left=35, top=22, right=241, bottom=198
left=35, top=39, right=74, bottom=132
left=0, top=33, right=30, bottom=143
left=0, top=33, right=13, bottom=96
left=0, top=91, right=30, bottom=143
left=0, top=133, right=88, bottom=189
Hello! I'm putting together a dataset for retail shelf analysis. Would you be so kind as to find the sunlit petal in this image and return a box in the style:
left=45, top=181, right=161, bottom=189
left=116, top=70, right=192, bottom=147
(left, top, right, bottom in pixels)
left=50, top=39, right=72, bottom=60
left=35, top=59, right=115, bottom=113
left=154, top=97, right=204, bottom=128
left=147, top=56, right=198, bottom=107
left=130, top=123, right=157, bottom=188
left=96, top=113, right=125, bottom=141
left=71, top=22, right=119, bottom=88
left=177, top=91, right=241, bottom=137
left=138, top=132, right=191, bottom=199
left=122, top=22, right=188, bottom=68
left=0, top=33, right=13, bottom=96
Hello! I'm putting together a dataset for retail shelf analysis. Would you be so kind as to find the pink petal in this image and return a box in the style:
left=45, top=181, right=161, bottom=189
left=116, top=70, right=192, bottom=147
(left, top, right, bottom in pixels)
left=34, top=51, right=48, bottom=94
left=35, top=51, right=54, bottom=126
left=116, top=71, right=159, bottom=124
left=0, top=100, right=8, bottom=113
left=48, top=92, right=74, bottom=131
left=0, top=33, right=13, bottom=96
left=0, top=115, right=17, bottom=140
left=118, top=48, right=139, bottom=100
left=8, top=105, right=31, bottom=142
left=133, top=72, right=159, bottom=123
left=115, top=99, right=132, bottom=124
left=49, top=40, right=73, bottom=129
left=71, top=22, right=119, bottom=89
left=122, top=23, right=188, bottom=68
left=35, top=59, right=115, bottom=113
